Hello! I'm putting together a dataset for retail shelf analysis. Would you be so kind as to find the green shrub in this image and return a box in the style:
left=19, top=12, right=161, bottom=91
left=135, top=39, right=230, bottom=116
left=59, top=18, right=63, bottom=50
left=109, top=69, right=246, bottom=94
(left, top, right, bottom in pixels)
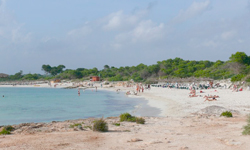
left=113, top=123, right=120, bottom=126
left=220, top=111, right=233, bottom=117
left=120, top=113, right=133, bottom=122
left=83, top=126, right=92, bottom=129
left=120, top=113, right=145, bottom=124
left=231, top=74, right=246, bottom=82
left=120, top=113, right=136, bottom=122
left=4, top=125, right=14, bottom=131
left=242, top=115, right=250, bottom=135
left=0, top=128, right=11, bottom=135
left=136, top=117, right=145, bottom=124
left=69, top=123, right=82, bottom=128
left=92, top=118, right=108, bottom=132
left=246, top=77, right=250, bottom=82
left=127, top=117, right=136, bottom=122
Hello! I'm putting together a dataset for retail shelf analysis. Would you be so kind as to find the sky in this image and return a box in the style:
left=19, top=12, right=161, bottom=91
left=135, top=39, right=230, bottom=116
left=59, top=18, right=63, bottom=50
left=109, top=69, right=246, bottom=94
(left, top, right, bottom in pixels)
left=0, top=0, right=250, bottom=74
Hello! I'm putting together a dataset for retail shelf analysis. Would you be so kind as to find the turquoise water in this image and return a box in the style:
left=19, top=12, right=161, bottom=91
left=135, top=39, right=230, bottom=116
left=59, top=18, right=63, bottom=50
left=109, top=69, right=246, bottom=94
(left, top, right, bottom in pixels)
left=0, top=87, right=146, bottom=125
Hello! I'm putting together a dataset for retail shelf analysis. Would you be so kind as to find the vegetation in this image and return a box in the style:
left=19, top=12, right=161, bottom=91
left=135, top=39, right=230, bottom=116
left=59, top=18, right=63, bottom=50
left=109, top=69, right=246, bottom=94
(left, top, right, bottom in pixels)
left=92, top=118, right=108, bottom=132
left=83, top=126, right=92, bottom=129
left=4, top=125, right=14, bottom=131
left=0, top=128, right=11, bottom=135
left=2, top=52, right=250, bottom=82
left=120, top=113, right=145, bottom=124
left=0, top=126, right=14, bottom=135
left=120, top=113, right=136, bottom=122
left=242, top=115, right=250, bottom=135
left=136, top=117, right=146, bottom=124
left=220, top=111, right=233, bottom=117
left=69, top=123, right=82, bottom=128
left=113, top=123, right=120, bottom=126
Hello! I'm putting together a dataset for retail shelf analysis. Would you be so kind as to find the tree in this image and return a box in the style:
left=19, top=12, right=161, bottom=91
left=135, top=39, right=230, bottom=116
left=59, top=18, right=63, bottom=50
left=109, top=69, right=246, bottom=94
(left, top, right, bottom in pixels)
left=9, top=70, right=23, bottom=80
left=41, top=64, right=65, bottom=76
left=104, top=65, right=110, bottom=70
left=229, top=52, right=250, bottom=65
left=42, top=65, right=52, bottom=75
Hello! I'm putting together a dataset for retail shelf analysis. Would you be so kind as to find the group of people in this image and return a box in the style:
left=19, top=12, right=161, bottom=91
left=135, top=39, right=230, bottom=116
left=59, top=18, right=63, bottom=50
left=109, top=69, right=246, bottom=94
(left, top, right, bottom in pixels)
left=232, top=84, right=243, bottom=92
left=188, top=88, right=220, bottom=102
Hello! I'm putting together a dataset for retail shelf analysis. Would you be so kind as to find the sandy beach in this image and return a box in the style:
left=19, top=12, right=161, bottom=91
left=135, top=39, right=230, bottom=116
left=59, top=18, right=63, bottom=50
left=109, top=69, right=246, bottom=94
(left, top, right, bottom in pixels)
left=0, top=82, right=250, bottom=150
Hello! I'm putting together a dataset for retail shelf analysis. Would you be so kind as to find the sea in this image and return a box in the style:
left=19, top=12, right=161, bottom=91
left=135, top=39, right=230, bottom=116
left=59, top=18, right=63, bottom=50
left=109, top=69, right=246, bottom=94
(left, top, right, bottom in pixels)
left=0, top=87, right=160, bottom=125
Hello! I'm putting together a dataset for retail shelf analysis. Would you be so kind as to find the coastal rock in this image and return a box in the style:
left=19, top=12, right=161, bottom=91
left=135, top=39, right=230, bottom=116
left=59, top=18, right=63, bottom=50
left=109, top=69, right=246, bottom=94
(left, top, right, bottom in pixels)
left=128, top=138, right=143, bottom=142
left=149, top=140, right=163, bottom=144
left=196, top=105, right=239, bottom=115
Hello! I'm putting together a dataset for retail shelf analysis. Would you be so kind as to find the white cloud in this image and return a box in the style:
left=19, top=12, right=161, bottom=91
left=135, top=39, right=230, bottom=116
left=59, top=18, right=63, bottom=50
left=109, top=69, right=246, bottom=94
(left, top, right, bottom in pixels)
left=131, top=20, right=165, bottom=42
left=221, top=30, right=237, bottom=40
left=67, top=26, right=92, bottom=37
left=102, top=5, right=154, bottom=31
left=172, top=0, right=211, bottom=24
left=0, top=0, right=32, bottom=45
left=113, top=20, right=165, bottom=49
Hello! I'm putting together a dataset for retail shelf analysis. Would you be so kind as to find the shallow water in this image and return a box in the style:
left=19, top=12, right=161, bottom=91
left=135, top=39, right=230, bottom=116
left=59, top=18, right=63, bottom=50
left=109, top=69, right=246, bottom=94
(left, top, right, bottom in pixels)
left=0, top=87, right=159, bottom=125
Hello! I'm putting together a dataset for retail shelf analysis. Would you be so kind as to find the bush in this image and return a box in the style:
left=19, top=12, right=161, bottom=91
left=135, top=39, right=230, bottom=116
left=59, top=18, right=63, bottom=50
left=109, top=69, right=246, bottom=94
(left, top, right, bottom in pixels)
left=220, top=111, right=233, bottom=117
left=120, top=113, right=136, bottom=122
left=83, top=126, right=92, bottom=129
left=113, top=123, right=120, bottom=126
left=136, top=117, right=145, bottom=124
left=120, top=113, right=133, bottom=122
left=4, top=125, right=14, bottom=131
left=69, top=123, right=82, bottom=128
left=92, top=118, right=108, bottom=132
left=120, top=113, right=145, bottom=124
left=231, top=74, right=246, bottom=82
left=242, top=115, right=250, bottom=135
left=0, top=128, right=11, bottom=135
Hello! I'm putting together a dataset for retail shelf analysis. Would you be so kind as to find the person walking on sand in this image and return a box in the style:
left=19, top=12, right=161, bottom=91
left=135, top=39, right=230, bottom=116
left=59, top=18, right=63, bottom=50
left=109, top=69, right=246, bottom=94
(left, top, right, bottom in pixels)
left=95, top=86, right=97, bottom=92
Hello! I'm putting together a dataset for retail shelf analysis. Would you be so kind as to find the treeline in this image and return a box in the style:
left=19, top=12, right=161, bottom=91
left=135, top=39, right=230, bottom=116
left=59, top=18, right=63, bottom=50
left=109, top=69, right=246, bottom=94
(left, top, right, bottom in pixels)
left=2, top=52, right=250, bottom=83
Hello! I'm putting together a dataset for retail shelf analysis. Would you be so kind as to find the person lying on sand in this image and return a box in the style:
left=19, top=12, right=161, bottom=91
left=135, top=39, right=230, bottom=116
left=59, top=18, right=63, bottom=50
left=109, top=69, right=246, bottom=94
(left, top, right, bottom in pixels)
left=189, top=90, right=196, bottom=95
left=189, top=94, right=198, bottom=97
left=203, top=95, right=219, bottom=98
left=204, top=97, right=217, bottom=102
left=189, top=94, right=202, bottom=97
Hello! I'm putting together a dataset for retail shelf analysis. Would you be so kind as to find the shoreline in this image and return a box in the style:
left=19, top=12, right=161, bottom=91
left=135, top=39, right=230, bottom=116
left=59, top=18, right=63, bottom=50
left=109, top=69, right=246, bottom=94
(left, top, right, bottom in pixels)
left=1, top=83, right=250, bottom=149
left=1, top=83, right=250, bottom=117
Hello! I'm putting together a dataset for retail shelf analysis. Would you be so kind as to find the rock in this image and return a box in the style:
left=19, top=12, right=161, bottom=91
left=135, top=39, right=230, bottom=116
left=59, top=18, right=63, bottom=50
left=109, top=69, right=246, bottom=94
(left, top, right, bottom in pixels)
left=128, top=138, right=143, bottom=142
left=196, top=105, right=239, bottom=115
left=149, top=140, right=163, bottom=144
left=180, top=146, right=189, bottom=150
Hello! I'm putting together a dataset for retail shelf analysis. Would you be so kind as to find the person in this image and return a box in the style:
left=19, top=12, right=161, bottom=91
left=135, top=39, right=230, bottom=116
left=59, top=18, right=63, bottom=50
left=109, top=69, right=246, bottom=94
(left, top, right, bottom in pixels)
left=189, top=94, right=198, bottom=97
left=126, top=91, right=131, bottom=95
left=78, top=89, right=80, bottom=96
left=136, top=84, right=139, bottom=93
left=204, top=97, right=217, bottom=102
left=95, top=86, right=97, bottom=92
left=142, top=86, right=144, bottom=92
